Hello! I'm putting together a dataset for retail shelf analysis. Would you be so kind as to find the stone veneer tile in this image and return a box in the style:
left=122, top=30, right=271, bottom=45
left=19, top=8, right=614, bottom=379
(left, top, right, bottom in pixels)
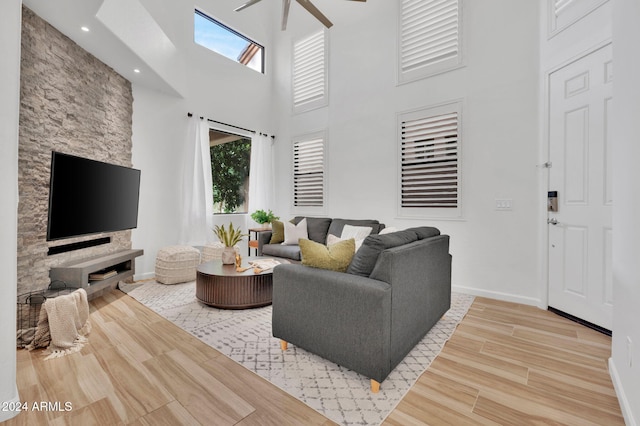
left=18, top=6, right=133, bottom=296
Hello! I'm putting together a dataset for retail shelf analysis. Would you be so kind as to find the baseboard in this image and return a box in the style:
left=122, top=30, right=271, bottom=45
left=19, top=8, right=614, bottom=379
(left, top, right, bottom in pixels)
left=609, top=358, right=638, bottom=426
left=133, top=271, right=155, bottom=282
left=0, top=387, right=20, bottom=423
left=452, top=285, right=541, bottom=307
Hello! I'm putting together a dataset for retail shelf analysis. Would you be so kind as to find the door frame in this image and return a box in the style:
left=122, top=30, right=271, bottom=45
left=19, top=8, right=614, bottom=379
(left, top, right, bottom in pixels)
left=539, top=39, right=613, bottom=310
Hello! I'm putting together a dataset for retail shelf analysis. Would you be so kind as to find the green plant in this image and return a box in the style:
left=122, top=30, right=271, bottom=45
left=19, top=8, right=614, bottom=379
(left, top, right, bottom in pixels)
left=210, top=139, right=251, bottom=213
left=213, top=223, right=246, bottom=247
left=250, top=209, right=279, bottom=224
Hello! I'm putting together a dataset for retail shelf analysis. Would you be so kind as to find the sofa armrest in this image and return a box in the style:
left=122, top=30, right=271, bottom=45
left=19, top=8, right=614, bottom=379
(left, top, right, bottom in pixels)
left=272, top=264, right=392, bottom=382
left=370, top=235, right=452, bottom=369
left=256, top=230, right=273, bottom=256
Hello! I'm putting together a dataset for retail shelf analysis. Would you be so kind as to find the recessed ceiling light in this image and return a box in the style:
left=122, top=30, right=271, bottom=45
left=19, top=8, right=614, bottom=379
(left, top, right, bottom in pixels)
left=81, top=26, right=90, bottom=32
left=133, top=69, right=141, bottom=73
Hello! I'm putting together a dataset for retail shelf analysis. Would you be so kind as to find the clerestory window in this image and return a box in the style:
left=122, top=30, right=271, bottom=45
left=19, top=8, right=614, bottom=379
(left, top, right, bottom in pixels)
left=194, top=9, right=264, bottom=73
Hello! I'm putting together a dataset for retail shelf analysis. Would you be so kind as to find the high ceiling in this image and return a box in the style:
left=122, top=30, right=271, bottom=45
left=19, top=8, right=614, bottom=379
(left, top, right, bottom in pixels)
left=23, top=0, right=184, bottom=96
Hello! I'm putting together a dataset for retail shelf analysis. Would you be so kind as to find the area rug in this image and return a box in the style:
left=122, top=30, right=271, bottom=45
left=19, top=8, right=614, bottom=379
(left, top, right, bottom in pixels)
left=126, top=281, right=474, bottom=426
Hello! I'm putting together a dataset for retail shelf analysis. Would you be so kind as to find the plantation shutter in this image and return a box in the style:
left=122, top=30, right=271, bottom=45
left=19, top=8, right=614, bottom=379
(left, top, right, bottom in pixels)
left=399, top=0, right=460, bottom=81
left=553, top=0, right=574, bottom=16
left=293, top=137, right=324, bottom=207
left=401, top=111, right=458, bottom=208
left=293, top=31, right=326, bottom=111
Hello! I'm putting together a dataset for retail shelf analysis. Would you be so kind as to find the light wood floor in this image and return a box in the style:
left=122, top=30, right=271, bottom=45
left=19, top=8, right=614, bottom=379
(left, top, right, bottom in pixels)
left=384, top=297, right=624, bottom=425
left=8, top=292, right=624, bottom=425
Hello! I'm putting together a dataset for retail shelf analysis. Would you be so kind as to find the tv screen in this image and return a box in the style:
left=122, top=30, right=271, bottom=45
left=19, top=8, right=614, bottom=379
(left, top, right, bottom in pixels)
left=46, top=152, right=141, bottom=241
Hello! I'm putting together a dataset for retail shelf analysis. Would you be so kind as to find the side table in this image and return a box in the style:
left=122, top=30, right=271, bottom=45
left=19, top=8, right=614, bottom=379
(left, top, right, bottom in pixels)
left=247, top=227, right=271, bottom=256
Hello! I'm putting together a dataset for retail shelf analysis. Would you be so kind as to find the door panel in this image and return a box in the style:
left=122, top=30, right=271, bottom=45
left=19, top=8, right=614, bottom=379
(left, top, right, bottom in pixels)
left=548, top=44, right=612, bottom=330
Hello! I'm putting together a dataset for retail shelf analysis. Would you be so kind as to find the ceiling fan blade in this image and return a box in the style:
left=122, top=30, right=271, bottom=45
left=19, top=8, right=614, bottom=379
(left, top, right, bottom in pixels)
left=234, top=0, right=263, bottom=12
left=282, top=0, right=291, bottom=31
left=295, top=0, right=333, bottom=28
left=347, top=0, right=367, bottom=2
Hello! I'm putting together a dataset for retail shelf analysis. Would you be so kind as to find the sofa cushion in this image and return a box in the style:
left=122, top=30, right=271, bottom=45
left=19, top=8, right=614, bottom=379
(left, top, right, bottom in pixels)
left=262, top=243, right=302, bottom=261
left=293, top=216, right=332, bottom=244
left=347, top=230, right=419, bottom=277
left=406, top=226, right=440, bottom=240
left=283, top=218, right=308, bottom=245
left=327, top=219, right=383, bottom=238
left=269, top=220, right=285, bottom=244
left=300, top=238, right=355, bottom=272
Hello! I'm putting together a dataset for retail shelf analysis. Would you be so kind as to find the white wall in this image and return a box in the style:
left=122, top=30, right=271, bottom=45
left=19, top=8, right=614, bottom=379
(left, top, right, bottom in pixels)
left=271, top=0, right=542, bottom=305
left=0, top=0, right=22, bottom=421
left=131, top=0, right=276, bottom=278
left=611, top=0, right=640, bottom=422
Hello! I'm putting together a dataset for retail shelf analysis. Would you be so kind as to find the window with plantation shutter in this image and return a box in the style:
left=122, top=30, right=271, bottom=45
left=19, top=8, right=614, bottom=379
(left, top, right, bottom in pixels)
left=293, top=134, right=325, bottom=209
left=398, top=0, right=462, bottom=84
left=548, top=0, right=608, bottom=37
left=398, top=102, right=461, bottom=218
left=292, top=30, right=328, bottom=113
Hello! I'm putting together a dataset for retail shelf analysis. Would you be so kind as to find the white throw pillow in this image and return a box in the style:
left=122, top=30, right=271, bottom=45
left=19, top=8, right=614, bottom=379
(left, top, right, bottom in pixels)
left=282, top=218, right=309, bottom=245
left=379, top=226, right=398, bottom=235
left=326, top=234, right=343, bottom=246
left=328, top=225, right=372, bottom=252
left=340, top=224, right=373, bottom=241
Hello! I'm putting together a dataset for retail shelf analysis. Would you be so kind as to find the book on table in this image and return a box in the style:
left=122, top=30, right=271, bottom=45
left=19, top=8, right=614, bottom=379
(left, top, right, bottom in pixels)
left=89, top=269, right=118, bottom=280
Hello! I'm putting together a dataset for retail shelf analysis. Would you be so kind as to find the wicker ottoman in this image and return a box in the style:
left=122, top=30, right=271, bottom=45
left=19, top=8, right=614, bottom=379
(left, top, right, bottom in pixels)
left=201, top=242, right=225, bottom=263
left=155, top=245, right=201, bottom=284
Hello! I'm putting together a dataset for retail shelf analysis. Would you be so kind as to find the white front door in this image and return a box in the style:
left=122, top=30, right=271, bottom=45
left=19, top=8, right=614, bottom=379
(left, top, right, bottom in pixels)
left=547, top=44, right=613, bottom=330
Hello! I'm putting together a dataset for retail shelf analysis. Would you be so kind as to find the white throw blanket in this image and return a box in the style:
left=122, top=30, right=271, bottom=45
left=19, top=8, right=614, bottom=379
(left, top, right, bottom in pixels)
left=248, top=258, right=281, bottom=272
left=27, top=288, right=91, bottom=359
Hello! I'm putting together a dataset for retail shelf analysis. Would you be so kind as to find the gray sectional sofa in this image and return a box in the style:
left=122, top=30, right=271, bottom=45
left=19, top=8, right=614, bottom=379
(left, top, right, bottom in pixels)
left=256, top=216, right=385, bottom=261
left=271, top=226, right=452, bottom=392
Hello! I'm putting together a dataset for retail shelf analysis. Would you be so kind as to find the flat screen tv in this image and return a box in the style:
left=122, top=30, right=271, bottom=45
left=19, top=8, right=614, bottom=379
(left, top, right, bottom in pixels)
left=46, top=151, right=141, bottom=241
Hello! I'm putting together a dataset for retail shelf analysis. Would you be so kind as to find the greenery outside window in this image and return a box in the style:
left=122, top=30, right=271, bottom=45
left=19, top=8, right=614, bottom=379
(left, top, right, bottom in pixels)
left=210, top=133, right=251, bottom=214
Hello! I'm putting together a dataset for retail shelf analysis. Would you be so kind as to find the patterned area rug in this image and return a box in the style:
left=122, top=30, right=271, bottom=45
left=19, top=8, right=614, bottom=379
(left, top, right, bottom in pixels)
left=126, top=281, right=474, bottom=426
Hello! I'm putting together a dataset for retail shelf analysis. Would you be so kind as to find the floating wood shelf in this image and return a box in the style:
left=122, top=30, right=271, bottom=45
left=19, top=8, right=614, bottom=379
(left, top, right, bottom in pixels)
left=49, top=249, right=143, bottom=298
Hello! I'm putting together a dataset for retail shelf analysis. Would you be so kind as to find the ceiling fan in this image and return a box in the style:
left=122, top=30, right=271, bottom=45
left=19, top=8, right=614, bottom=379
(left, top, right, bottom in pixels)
left=235, top=0, right=366, bottom=30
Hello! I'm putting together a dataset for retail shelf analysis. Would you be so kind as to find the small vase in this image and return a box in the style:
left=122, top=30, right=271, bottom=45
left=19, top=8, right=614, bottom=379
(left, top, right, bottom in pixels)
left=221, top=247, right=236, bottom=264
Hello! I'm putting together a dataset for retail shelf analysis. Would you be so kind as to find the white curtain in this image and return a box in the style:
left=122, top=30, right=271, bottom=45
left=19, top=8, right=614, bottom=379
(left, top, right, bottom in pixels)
left=179, top=117, right=214, bottom=246
left=247, top=133, right=275, bottom=222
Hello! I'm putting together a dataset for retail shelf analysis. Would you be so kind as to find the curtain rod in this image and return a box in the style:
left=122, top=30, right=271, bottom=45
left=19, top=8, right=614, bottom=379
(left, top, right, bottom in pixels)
left=187, top=112, right=274, bottom=139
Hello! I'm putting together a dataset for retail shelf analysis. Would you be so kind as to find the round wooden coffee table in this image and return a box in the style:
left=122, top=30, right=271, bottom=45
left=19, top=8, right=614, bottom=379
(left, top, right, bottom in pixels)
left=196, top=257, right=289, bottom=309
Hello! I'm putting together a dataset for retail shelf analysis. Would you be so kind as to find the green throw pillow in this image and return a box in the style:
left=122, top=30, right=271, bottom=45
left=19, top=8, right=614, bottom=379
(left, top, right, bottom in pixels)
left=269, top=220, right=285, bottom=244
left=300, top=238, right=355, bottom=272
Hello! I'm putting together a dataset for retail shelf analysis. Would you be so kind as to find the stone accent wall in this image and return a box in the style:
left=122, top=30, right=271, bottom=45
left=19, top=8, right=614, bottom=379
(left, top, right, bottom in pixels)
left=18, top=7, right=134, bottom=296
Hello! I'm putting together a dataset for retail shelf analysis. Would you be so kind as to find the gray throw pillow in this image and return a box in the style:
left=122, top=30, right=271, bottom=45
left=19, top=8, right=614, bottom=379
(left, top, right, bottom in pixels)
left=293, top=216, right=332, bottom=244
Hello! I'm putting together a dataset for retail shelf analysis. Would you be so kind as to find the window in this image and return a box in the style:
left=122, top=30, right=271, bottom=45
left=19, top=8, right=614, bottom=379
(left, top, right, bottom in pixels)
left=293, top=133, right=326, bottom=209
left=398, top=0, right=462, bottom=84
left=194, top=9, right=264, bottom=73
left=548, top=0, right=608, bottom=37
left=210, top=131, right=252, bottom=214
left=292, top=30, right=328, bottom=113
left=398, top=101, right=461, bottom=218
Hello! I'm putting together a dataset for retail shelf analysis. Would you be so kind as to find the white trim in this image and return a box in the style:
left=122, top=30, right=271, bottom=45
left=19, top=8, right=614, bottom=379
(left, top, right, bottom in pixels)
left=453, top=285, right=543, bottom=309
left=609, top=358, right=638, bottom=426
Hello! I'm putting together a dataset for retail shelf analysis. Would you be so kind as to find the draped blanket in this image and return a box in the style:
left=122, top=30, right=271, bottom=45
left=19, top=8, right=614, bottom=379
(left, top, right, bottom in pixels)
left=25, top=288, right=91, bottom=359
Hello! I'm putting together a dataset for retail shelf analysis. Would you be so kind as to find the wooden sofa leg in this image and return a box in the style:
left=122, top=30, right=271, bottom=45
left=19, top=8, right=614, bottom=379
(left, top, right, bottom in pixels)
left=280, top=340, right=288, bottom=351
left=371, top=380, right=380, bottom=393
